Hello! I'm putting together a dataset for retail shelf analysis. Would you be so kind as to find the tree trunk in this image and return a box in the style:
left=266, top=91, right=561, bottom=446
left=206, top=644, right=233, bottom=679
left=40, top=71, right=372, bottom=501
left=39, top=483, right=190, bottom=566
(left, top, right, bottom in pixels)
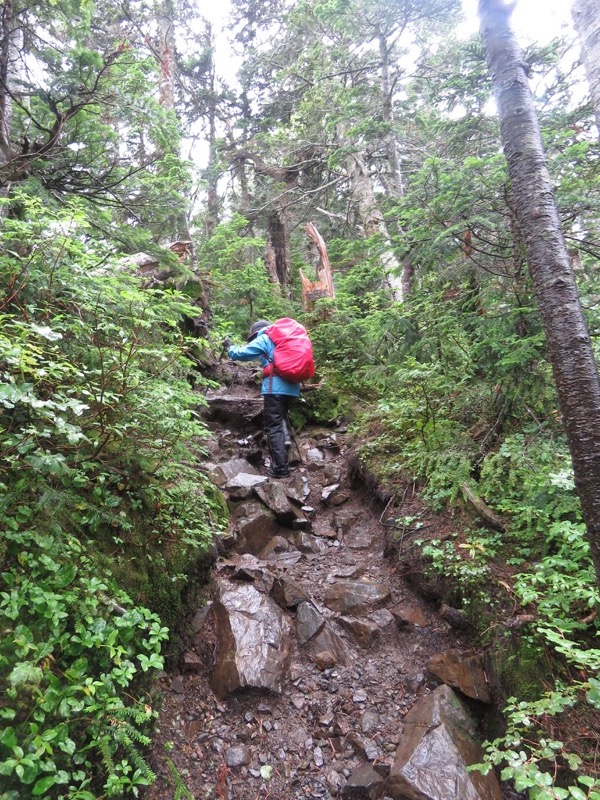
left=300, top=222, right=335, bottom=309
left=572, top=0, right=600, bottom=137
left=346, top=148, right=403, bottom=301
left=267, top=209, right=292, bottom=293
left=378, top=30, right=403, bottom=196
left=479, top=0, right=600, bottom=587
left=205, top=24, right=219, bottom=236
left=157, top=0, right=176, bottom=112
left=0, top=0, right=22, bottom=211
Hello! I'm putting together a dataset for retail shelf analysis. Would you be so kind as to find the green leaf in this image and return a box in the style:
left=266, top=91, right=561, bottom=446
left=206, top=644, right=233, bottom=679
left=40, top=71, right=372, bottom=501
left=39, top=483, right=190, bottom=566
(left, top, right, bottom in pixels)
left=8, top=662, right=43, bottom=688
left=568, top=788, right=588, bottom=800
left=0, top=728, right=17, bottom=748
left=30, top=324, right=63, bottom=341
left=32, top=775, right=57, bottom=795
left=54, top=564, right=77, bottom=588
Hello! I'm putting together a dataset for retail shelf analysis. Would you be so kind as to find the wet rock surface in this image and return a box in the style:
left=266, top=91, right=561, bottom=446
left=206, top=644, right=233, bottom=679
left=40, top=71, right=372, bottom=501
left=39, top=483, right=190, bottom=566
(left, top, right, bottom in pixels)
left=144, top=370, right=508, bottom=800
left=388, top=685, right=501, bottom=800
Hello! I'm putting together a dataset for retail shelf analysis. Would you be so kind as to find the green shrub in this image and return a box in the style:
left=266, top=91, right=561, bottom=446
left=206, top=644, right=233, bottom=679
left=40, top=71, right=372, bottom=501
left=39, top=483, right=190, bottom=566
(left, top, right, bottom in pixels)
left=0, top=195, right=224, bottom=797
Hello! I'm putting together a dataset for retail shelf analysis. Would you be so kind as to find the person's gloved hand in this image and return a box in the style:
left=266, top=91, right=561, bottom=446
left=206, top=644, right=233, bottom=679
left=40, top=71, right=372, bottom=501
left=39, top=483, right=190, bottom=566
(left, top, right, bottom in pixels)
left=222, top=336, right=231, bottom=351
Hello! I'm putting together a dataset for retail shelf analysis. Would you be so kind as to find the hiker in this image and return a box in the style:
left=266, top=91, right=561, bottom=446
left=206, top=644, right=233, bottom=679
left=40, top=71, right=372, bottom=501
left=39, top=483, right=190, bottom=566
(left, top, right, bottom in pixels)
left=223, top=319, right=300, bottom=478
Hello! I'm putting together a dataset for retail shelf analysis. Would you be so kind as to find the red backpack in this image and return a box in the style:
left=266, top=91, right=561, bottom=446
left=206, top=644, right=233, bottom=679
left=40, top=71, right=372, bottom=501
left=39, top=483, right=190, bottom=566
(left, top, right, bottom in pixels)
left=263, top=318, right=315, bottom=383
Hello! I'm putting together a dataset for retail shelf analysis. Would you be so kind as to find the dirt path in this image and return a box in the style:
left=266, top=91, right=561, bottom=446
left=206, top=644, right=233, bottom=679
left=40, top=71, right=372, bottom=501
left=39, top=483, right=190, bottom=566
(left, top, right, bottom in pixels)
left=144, top=369, right=502, bottom=800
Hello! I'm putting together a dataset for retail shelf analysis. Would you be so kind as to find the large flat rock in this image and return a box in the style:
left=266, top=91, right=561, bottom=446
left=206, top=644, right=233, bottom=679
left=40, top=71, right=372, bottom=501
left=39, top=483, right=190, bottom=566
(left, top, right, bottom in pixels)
left=211, top=580, right=293, bottom=698
left=209, top=458, right=259, bottom=488
left=323, top=579, right=391, bottom=616
left=233, top=501, right=279, bottom=554
left=388, top=685, right=501, bottom=800
left=256, top=480, right=298, bottom=525
left=428, top=649, right=491, bottom=703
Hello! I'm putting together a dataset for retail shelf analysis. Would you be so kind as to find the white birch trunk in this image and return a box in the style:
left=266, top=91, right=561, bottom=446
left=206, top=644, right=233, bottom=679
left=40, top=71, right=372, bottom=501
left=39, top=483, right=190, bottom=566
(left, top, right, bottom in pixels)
left=0, top=0, right=23, bottom=208
left=572, top=0, right=600, bottom=138
left=347, top=149, right=403, bottom=301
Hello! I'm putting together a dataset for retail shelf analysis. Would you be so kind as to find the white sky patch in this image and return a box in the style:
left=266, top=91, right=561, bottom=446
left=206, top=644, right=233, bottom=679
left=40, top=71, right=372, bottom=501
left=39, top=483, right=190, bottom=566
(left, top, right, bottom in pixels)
left=459, top=0, right=574, bottom=42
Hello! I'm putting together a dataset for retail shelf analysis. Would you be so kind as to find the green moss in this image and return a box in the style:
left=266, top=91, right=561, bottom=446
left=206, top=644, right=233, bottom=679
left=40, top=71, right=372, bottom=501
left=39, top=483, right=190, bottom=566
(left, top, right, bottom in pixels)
left=488, top=632, right=551, bottom=703
left=291, top=383, right=343, bottom=427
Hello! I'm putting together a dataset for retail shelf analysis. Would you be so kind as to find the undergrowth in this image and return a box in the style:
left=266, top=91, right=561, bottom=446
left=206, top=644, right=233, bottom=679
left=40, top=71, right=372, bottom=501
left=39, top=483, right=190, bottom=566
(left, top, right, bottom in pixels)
left=305, top=272, right=600, bottom=796
left=0, top=195, right=225, bottom=798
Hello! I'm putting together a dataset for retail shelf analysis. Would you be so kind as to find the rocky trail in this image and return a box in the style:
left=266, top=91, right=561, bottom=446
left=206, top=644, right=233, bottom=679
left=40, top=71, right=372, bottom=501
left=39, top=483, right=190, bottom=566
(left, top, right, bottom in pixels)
left=144, top=365, right=505, bottom=800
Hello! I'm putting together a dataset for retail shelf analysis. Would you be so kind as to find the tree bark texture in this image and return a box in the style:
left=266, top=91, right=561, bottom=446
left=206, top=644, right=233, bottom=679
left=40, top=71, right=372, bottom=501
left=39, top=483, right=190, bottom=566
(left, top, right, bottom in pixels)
left=204, top=25, right=219, bottom=236
left=378, top=31, right=403, bottom=197
left=345, top=146, right=403, bottom=301
left=267, top=210, right=292, bottom=292
left=0, top=0, right=22, bottom=209
left=157, top=0, right=176, bottom=111
left=572, top=0, right=600, bottom=137
left=480, top=0, right=600, bottom=587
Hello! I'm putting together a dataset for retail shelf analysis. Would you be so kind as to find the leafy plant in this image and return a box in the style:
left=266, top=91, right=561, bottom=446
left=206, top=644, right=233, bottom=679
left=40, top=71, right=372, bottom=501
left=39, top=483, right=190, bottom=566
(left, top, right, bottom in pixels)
left=0, top=195, right=225, bottom=797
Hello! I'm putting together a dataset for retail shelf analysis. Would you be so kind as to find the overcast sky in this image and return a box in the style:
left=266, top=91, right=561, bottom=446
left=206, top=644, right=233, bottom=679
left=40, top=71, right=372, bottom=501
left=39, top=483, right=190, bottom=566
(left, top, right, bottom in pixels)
left=459, top=0, right=573, bottom=41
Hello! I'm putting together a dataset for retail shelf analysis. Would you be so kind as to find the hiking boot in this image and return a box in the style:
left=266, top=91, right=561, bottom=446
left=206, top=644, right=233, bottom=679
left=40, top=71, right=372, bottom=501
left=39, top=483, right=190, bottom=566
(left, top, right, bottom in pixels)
left=267, top=466, right=296, bottom=478
left=267, top=467, right=290, bottom=478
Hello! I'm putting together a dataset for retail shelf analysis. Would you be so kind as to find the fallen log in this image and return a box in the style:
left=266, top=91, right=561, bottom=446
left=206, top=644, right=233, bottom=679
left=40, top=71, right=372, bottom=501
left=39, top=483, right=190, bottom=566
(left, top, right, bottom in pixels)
left=462, top=482, right=506, bottom=532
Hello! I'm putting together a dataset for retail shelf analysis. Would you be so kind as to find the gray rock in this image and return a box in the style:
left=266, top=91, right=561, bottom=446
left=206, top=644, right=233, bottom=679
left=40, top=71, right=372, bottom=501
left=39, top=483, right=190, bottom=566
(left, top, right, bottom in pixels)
left=182, top=651, right=202, bottom=672
left=440, top=604, right=470, bottom=630
left=234, top=502, right=279, bottom=555
left=224, top=744, right=252, bottom=767
left=338, top=615, right=379, bottom=647
left=322, top=483, right=341, bottom=504
left=342, top=765, right=385, bottom=798
left=256, top=480, right=298, bottom=525
left=345, top=529, right=375, bottom=549
left=369, top=608, right=395, bottom=628
left=324, top=580, right=391, bottom=616
left=226, top=471, right=269, bottom=499
left=327, top=770, right=346, bottom=793
left=191, top=603, right=212, bottom=633
left=272, top=576, right=310, bottom=609
left=427, top=649, right=491, bottom=704
left=347, top=731, right=381, bottom=761
left=321, top=483, right=350, bottom=506
left=285, top=472, right=311, bottom=504
left=361, top=711, right=380, bottom=734
left=306, top=447, right=325, bottom=466
left=306, top=624, right=349, bottom=670
left=260, top=535, right=293, bottom=559
left=388, top=685, right=501, bottom=800
left=295, top=531, right=329, bottom=554
left=170, top=675, right=185, bottom=694
left=291, top=514, right=312, bottom=531
left=333, top=511, right=360, bottom=536
left=264, top=550, right=303, bottom=567
left=211, top=580, right=293, bottom=697
left=296, top=602, right=325, bottom=645
left=209, top=458, right=259, bottom=487
left=229, top=553, right=276, bottom=594
left=333, top=564, right=364, bottom=578
left=323, top=462, right=342, bottom=484
left=404, top=671, right=426, bottom=692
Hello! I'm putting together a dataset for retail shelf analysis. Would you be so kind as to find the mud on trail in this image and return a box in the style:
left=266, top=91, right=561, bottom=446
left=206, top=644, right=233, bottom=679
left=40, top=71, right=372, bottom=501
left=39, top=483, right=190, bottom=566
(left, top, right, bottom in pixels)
left=144, top=365, right=506, bottom=800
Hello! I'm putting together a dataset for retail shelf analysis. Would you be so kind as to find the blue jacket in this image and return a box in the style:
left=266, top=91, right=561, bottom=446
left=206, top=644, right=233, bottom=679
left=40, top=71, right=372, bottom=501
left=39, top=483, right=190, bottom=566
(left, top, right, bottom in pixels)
left=228, top=332, right=300, bottom=397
